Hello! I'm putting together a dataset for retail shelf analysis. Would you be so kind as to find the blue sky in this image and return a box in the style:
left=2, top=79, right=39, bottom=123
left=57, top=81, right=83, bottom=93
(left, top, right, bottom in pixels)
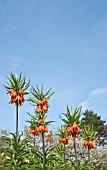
left=0, top=0, right=107, bottom=133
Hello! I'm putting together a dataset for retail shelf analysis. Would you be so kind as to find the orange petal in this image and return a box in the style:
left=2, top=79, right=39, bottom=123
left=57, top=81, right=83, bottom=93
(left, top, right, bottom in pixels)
left=37, top=100, right=43, bottom=106
left=7, top=89, right=15, bottom=95
left=36, top=107, right=42, bottom=113
left=43, top=126, right=48, bottom=133
left=38, top=119, right=44, bottom=125
left=18, top=89, right=24, bottom=95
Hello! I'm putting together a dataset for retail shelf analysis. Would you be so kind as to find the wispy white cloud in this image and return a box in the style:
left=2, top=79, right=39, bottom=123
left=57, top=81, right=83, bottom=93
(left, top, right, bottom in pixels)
left=80, top=88, right=107, bottom=111
left=10, top=55, right=23, bottom=67
left=90, top=88, right=107, bottom=97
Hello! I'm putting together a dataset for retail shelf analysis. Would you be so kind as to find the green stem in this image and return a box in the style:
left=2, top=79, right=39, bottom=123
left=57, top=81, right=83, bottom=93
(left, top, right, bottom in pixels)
left=42, top=132, right=46, bottom=166
left=16, top=104, right=18, bottom=140
left=74, top=136, right=78, bottom=167
left=34, top=134, right=36, bottom=147
left=64, top=144, right=66, bottom=162
left=88, top=147, right=90, bottom=162
left=14, top=164, right=17, bottom=170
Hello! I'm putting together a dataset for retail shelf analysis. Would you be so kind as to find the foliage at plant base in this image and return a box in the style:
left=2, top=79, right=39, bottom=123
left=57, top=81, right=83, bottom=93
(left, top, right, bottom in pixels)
left=0, top=133, right=33, bottom=169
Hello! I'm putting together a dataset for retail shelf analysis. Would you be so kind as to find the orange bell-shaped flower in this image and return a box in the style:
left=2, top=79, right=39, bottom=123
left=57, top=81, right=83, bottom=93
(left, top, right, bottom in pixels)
left=42, top=105, right=48, bottom=112
left=9, top=91, right=17, bottom=104
left=37, top=100, right=43, bottom=107
left=15, top=95, right=22, bottom=106
left=36, top=107, right=42, bottom=113
left=83, top=139, right=94, bottom=149
left=18, top=89, right=24, bottom=96
left=38, top=119, right=44, bottom=125
left=7, top=89, right=15, bottom=95
left=66, top=122, right=81, bottom=137
left=58, top=136, right=70, bottom=145
left=43, top=126, right=48, bottom=133
left=58, top=137, right=63, bottom=142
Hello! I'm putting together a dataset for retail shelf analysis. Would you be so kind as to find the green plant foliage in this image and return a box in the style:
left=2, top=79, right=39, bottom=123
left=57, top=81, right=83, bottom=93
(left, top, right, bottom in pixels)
left=81, top=125, right=97, bottom=141
left=1, top=72, right=106, bottom=170
left=70, top=161, right=96, bottom=170
left=4, top=72, right=30, bottom=94
left=56, top=125, right=67, bottom=138
left=26, top=112, right=38, bottom=130
left=0, top=133, right=33, bottom=169
left=29, top=85, right=54, bottom=104
left=56, top=142, right=65, bottom=157
left=60, top=105, right=82, bottom=126
left=26, top=112, right=54, bottom=129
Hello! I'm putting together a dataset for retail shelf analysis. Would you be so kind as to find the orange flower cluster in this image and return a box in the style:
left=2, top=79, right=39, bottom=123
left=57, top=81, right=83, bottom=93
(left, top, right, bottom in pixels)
left=36, top=99, right=49, bottom=113
left=36, top=125, right=48, bottom=133
left=38, top=119, right=44, bottom=125
left=29, top=119, right=48, bottom=135
left=29, top=128, right=40, bottom=135
left=66, top=122, right=81, bottom=137
left=29, top=126, right=48, bottom=136
left=7, top=89, right=25, bottom=106
left=83, top=139, right=94, bottom=149
left=58, top=136, right=70, bottom=145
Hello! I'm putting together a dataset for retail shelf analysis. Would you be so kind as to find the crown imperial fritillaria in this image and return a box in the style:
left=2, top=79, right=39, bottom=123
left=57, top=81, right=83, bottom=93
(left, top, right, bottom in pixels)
left=58, top=136, right=70, bottom=145
left=83, top=139, right=94, bottom=149
left=66, top=122, right=81, bottom=137
left=36, top=98, right=49, bottom=114
left=7, top=89, right=25, bottom=106
left=28, top=85, right=54, bottom=166
left=4, top=72, right=30, bottom=139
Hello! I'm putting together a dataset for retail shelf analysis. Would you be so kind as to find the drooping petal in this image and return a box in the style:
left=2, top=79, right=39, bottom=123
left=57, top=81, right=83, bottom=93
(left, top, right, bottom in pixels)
left=38, top=119, right=44, bottom=125
left=66, top=123, right=81, bottom=137
left=18, top=89, right=24, bottom=96
left=36, top=107, right=42, bottom=113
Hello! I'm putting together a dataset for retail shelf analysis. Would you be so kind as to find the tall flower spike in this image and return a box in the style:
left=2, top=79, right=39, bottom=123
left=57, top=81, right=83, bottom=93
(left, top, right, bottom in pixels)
left=81, top=125, right=97, bottom=150
left=4, top=72, right=30, bottom=140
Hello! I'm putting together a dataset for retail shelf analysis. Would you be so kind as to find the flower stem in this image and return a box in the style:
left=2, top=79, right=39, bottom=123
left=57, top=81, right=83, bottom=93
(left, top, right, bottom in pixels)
left=16, top=104, right=18, bottom=140
left=74, top=136, right=78, bottom=167
left=64, top=144, right=65, bottom=162
left=34, top=134, right=36, bottom=146
left=42, top=132, right=46, bottom=166
left=88, top=147, right=90, bottom=162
